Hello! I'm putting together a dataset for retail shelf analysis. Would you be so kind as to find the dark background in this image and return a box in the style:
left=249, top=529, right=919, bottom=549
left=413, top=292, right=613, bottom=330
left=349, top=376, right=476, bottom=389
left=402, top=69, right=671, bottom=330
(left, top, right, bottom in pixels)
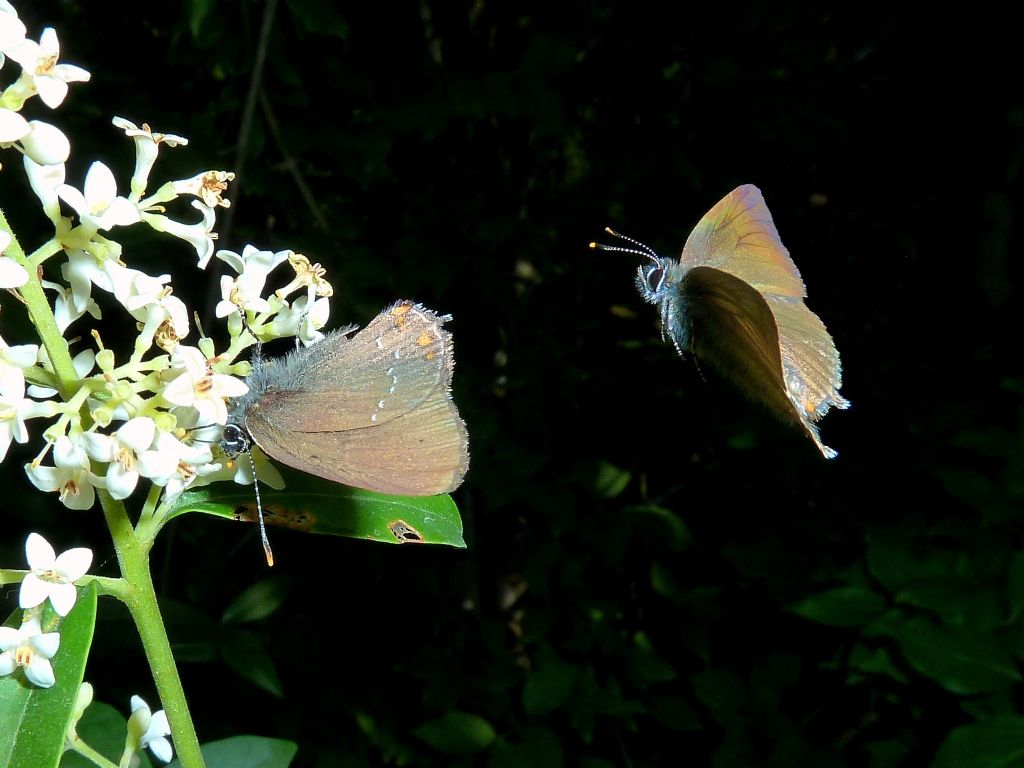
left=3, top=2, right=1023, bottom=766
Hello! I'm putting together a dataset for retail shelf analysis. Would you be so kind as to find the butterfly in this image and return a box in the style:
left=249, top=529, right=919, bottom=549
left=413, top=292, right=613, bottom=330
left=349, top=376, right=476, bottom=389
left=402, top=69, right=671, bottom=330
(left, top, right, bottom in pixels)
left=593, top=184, right=849, bottom=457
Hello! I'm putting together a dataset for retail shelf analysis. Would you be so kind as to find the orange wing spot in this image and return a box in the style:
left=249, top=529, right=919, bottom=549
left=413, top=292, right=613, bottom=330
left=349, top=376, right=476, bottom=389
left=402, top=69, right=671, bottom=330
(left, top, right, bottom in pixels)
left=391, top=303, right=413, bottom=327
left=416, top=331, right=433, bottom=347
left=425, top=350, right=437, bottom=361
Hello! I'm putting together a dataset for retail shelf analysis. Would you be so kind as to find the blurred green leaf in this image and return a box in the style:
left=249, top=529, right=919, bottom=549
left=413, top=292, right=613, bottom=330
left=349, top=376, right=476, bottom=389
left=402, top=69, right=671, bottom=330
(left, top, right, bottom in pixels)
left=867, top=540, right=954, bottom=593
left=488, top=727, right=563, bottom=768
left=589, top=461, right=631, bottom=499
left=286, top=0, right=349, bottom=38
left=933, top=716, right=1024, bottom=768
left=523, top=648, right=579, bottom=716
left=166, top=735, right=297, bottom=768
left=414, top=711, right=496, bottom=755
left=876, top=615, right=1021, bottom=694
left=647, top=696, right=701, bottom=732
left=163, top=466, right=465, bottom=547
left=220, top=628, right=283, bottom=697
left=60, top=701, right=137, bottom=768
left=690, top=668, right=746, bottom=725
left=894, top=581, right=1001, bottom=631
left=790, top=586, right=886, bottom=627
left=627, top=631, right=676, bottom=683
left=221, top=578, right=291, bottom=625
left=629, top=505, right=693, bottom=551
left=1, top=584, right=97, bottom=768
left=848, top=643, right=909, bottom=684
left=1008, top=552, right=1024, bottom=622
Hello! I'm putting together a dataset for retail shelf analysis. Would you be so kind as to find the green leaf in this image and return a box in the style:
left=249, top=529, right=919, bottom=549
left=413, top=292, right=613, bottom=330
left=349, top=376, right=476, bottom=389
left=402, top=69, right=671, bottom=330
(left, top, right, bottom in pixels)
left=629, top=505, right=693, bottom=551
left=414, top=711, right=497, bottom=755
left=647, top=696, right=701, bottom=732
left=488, top=727, right=563, bottom=768
left=523, top=648, right=578, bottom=716
left=875, top=615, right=1021, bottom=694
left=221, top=578, right=291, bottom=624
left=848, top=643, right=909, bottom=684
left=589, top=461, right=631, bottom=498
left=1, top=583, right=98, bottom=768
left=627, top=631, right=677, bottom=683
left=1008, top=551, right=1024, bottom=622
left=60, top=701, right=134, bottom=768
left=286, top=0, right=349, bottom=38
left=934, top=716, right=1024, bottom=768
left=220, top=628, right=283, bottom=697
left=867, top=540, right=953, bottom=593
left=166, top=735, right=298, bottom=768
left=162, top=465, right=465, bottom=547
left=789, top=587, right=886, bottom=627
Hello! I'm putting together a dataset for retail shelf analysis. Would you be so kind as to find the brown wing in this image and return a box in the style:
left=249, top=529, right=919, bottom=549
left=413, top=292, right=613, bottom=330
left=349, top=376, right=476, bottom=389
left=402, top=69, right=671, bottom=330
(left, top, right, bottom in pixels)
left=681, top=266, right=798, bottom=427
left=251, top=301, right=455, bottom=433
left=681, top=185, right=806, bottom=298
left=248, top=382, right=469, bottom=495
left=246, top=300, right=469, bottom=494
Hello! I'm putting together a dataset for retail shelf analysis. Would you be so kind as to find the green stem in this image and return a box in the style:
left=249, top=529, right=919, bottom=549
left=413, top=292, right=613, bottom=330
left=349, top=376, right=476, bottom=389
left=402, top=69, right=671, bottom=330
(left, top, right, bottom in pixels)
left=98, top=490, right=206, bottom=768
left=66, top=736, right=119, bottom=768
left=0, top=209, right=78, bottom=396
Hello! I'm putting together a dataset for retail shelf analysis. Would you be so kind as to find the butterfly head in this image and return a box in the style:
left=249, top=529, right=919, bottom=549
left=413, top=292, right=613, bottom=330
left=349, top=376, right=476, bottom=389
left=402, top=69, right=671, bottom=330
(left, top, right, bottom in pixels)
left=635, top=257, right=679, bottom=305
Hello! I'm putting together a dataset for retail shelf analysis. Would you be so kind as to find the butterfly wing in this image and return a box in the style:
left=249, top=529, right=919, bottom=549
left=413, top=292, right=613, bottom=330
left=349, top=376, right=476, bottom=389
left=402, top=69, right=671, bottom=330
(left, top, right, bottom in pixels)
left=680, top=184, right=806, bottom=298
left=680, top=266, right=796, bottom=424
left=245, top=301, right=469, bottom=493
left=247, top=382, right=469, bottom=495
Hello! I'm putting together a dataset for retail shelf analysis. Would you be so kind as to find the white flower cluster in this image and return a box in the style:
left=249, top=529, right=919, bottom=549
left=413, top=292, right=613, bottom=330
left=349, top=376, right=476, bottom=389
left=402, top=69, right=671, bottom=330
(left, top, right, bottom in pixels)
left=0, top=532, right=91, bottom=687
left=0, top=1, right=335, bottom=509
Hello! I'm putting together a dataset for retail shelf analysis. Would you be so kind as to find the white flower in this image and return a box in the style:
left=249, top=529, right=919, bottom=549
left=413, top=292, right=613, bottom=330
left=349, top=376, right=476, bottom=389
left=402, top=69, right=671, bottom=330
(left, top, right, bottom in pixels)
left=162, top=346, right=247, bottom=426
left=0, top=362, right=51, bottom=461
left=103, top=261, right=189, bottom=341
left=138, top=428, right=216, bottom=502
left=18, top=532, right=93, bottom=616
left=0, top=229, right=29, bottom=288
left=0, top=333, right=38, bottom=397
left=25, top=434, right=105, bottom=510
left=26, top=342, right=94, bottom=400
left=42, top=278, right=101, bottom=333
left=142, top=200, right=217, bottom=268
left=0, top=107, right=31, bottom=142
left=269, top=294, right=331, bottom=346
left=56, top=161, right=141, bottom=232
left=169, top=170, right=234, bottom=209
left=0, top=616, right=60, bottom=688
left=81, top=417, right=157, bottom=499
left=23, top=155, right=66, bottom=224
left=4, top=27, right=91, bottom=108
left=0, top=7, right=26, bottom=54
left=21, top=120, right=70, bottom=165
left=128, top=696, right=173, bottom=763
left=213, top=245, right=291, bottom=319
left=112, top=117, right=188, bottom=199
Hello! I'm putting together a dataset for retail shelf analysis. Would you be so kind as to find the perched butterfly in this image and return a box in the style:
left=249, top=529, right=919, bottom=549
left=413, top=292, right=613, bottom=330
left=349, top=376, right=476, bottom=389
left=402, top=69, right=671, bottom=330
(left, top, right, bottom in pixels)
left=593, top=184, right=849, bottom=457
left=221, top=300, right=470, bottom=563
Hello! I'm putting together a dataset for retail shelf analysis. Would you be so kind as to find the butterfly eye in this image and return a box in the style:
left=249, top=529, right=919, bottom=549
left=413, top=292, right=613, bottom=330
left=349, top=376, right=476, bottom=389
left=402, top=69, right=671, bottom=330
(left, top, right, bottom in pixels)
left=220, top=423, right=249, bottom=456
left=645, top=266, right=665, bottom=292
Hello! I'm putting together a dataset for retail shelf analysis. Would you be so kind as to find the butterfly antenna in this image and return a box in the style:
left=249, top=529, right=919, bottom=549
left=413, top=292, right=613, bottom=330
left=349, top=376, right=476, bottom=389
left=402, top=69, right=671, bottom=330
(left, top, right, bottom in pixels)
left=247, top=450, right=274, bottom=566
left=236, top=310, right=264, bottom=364
left=590, top=227, right=660, bottom=263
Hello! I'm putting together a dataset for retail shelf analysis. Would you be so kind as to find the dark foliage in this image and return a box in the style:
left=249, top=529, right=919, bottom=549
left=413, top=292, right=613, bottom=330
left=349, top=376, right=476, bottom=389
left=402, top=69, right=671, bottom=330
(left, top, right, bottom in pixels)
left=3, top=2, right=1023, bottom=766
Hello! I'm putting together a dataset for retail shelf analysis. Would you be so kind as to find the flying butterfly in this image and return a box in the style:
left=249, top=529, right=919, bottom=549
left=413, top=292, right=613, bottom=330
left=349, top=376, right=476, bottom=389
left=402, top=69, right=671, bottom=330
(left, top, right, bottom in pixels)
left=593, top=184, right=849, bottom=457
